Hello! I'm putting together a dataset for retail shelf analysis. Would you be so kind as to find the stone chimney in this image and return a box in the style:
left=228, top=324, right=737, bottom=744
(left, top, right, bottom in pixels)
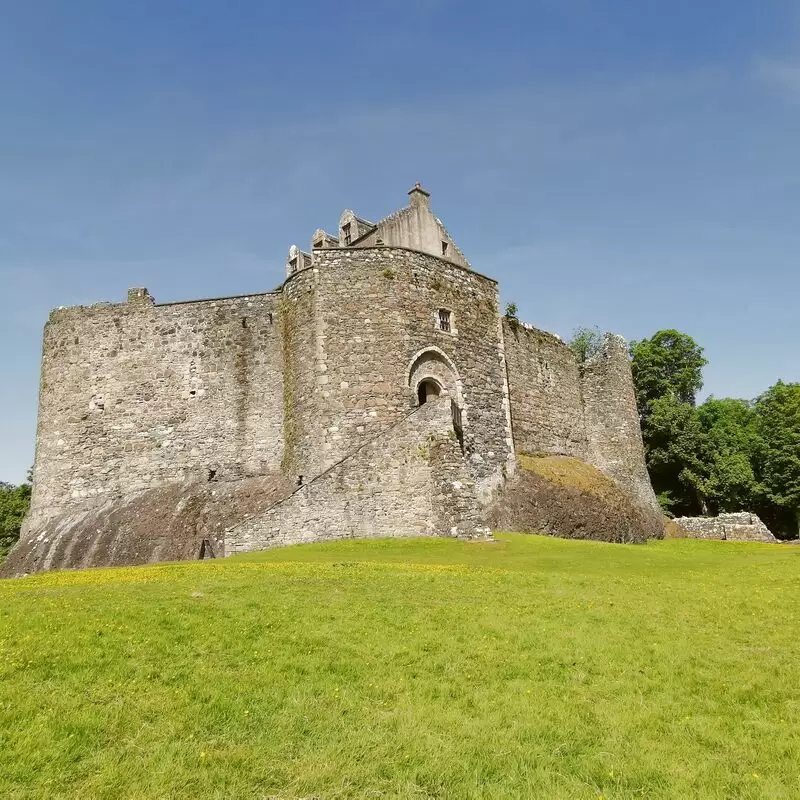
left=127, top=287, right=154, bottom=306
left=408, top=182, right=430, bottom=208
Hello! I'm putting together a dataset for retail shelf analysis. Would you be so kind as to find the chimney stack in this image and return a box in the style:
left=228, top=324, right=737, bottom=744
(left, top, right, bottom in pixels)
left=408, top=182, right=430, bottom=208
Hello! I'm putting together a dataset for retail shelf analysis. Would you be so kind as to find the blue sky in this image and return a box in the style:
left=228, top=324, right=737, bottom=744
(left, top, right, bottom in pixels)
left=2, top=0, right=799, bottom=482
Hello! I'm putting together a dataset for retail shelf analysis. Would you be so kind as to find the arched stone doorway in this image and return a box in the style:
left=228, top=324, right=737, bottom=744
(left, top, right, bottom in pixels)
left=406, top=347, right=463, bottom=408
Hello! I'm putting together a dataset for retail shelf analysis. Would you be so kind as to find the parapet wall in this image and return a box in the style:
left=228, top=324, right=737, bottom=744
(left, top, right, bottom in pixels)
left=226, top=397, right=486, bottom=554
left=673, top=512, right=777, bottom=543
left=29, top=291, right=284, bottom=527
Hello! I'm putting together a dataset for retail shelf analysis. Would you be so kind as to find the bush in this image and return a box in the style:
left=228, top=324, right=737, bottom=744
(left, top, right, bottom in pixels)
left=569, top=326, right=603, bottom=367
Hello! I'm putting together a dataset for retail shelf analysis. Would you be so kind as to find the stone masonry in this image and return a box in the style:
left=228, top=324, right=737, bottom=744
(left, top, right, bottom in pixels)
left=673, top=512, right=778, bottom=543
left=226, top=397, right=487, bottom=554
left=4, top=185, right=662, bottom=575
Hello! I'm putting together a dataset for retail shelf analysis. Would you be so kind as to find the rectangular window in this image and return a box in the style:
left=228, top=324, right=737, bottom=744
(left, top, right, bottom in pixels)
left=438, top=309, right=451, bottom=332
left=343, top=223, right=352, bottom=245
left=289, top=257, right=298, bottom=273
left=441, top=241, right=449, bottom=256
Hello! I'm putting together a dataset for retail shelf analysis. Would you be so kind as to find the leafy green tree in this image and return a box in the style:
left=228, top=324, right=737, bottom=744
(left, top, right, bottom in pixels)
left=695, top=397, right=761, bottom=513
left=629, top=329, right=797, bottom=536
left=629, top=330, right=708, bottom=421
left=641, top=394, right=707, bottom=515
left=754, top=382, right=800, bottom=534
left=628, top=330, right=708, bottom=515
left=0, top=481, right=32, bottom=557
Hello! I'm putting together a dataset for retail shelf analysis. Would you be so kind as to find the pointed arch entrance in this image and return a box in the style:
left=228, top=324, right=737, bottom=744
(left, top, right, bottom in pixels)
left=406, top=347, right=463, bottom=408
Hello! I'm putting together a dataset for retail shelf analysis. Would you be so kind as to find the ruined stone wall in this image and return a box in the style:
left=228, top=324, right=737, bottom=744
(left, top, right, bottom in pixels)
left=582, top=335, right=661, bottom=518
left=29, top=291, right=284, bottom=526
left=226, top=397, right=486, bottom=554
left=502, top=320, right=588, bottom=459
left=281, top=246, right=514, bottom=498
left=673, top=512, right=777, bottom=543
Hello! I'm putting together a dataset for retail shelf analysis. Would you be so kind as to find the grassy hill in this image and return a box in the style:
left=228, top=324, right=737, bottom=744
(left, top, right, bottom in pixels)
left=1, top=534, right=798, bottom=799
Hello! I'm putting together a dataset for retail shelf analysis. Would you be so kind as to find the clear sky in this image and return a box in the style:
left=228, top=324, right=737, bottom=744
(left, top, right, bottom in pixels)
left=1, top=0, right=799, bottom=483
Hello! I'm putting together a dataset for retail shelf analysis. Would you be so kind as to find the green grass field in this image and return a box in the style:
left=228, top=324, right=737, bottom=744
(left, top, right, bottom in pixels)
left=1, top=534, right=798, bottom=799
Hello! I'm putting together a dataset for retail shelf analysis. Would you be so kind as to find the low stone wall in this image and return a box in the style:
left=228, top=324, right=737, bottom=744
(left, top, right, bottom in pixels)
left=673, top=512, right=778, bottom=543
left=225, top=397, right=487, bottom=555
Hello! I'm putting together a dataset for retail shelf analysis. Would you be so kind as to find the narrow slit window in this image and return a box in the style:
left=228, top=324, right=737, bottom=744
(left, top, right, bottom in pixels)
left=438, top=309, right=451, bottom=332
left=342, top=223, right=352, bottom=245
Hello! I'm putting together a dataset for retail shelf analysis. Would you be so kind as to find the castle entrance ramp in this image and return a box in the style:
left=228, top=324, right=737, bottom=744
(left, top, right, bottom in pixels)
left=225, top=397, right=487, bottom=555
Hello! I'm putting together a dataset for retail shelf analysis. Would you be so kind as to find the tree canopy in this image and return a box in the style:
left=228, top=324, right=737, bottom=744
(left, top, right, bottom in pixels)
left=755, top=382, right=800, bottom=527
left=569, top=326, right=604, bottom=367
left=695, top=398, right=760, bottom=513
left=0, top=481, right=31, bottom=557
left=629, top=330, right=707, bottom=420
left=624, top=328, right=799, bottom=536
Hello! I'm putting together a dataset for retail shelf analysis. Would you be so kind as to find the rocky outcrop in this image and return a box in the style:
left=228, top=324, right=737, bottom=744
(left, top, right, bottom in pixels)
left=672, top=512, right=778, bottom=543
left=0, top=474, right=294, bottom=577
left=489, top=455, right=664, bottom=544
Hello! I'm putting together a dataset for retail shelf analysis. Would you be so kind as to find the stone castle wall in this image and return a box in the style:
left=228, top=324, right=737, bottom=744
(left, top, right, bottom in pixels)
left=28, top=291, right=284, bottom=527
left=282, top=247, right=514, bottom=498
left=226, top=397, right=486, bottom=554
left=502, top=323, right=660, bottom=519
left=502, top=321, right=588, bottom=459
left=673, top=512, right=777, bottom=543
left=280, top=267, right=318, bottom=475
left=582, top=335, right=661, bottom=519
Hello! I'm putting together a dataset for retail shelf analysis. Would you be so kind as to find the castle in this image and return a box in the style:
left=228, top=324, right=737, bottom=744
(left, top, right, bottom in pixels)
left=4, top=185, right=660, bottom=575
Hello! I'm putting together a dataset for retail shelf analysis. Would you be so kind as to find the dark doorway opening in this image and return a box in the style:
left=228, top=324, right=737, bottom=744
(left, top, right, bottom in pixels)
left=417, top=379, right=442, bottom=406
